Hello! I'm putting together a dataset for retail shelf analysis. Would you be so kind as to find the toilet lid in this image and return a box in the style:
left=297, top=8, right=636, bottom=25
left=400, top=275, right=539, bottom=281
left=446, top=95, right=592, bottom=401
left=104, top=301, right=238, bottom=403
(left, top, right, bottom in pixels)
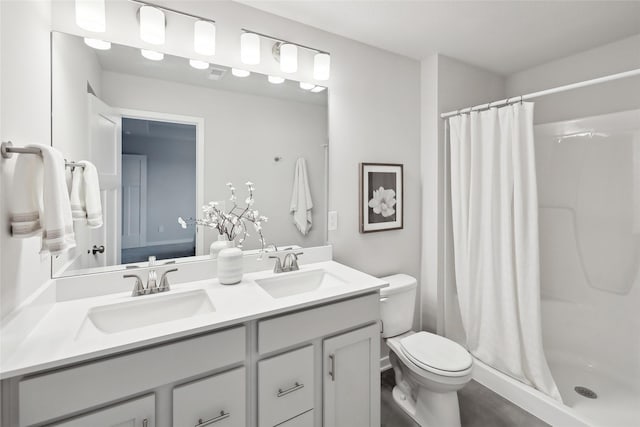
left=399, top=332, right=472, bottom=373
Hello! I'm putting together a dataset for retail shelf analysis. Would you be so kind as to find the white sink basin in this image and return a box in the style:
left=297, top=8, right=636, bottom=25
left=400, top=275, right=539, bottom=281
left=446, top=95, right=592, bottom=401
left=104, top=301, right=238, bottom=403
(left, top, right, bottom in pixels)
left=86, top=289, right=215, bottom=334
left=255, top=269, right=346, bottom=298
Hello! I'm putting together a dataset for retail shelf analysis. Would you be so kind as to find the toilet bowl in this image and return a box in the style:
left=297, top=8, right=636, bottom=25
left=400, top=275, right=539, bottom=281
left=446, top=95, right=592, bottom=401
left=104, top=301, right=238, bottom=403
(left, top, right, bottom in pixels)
left=380, top=274, right=473, bottom=427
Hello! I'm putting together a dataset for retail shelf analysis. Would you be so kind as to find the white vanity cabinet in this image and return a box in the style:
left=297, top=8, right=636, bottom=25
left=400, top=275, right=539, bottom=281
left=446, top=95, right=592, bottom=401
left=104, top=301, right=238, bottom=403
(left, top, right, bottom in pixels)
left=323, top=324, right=381, bottom=427
left=4, top=292, right=381, bottom=427
left=257, top=293, right=380, bottom=427
left=16, top=326, right=246, bottom=427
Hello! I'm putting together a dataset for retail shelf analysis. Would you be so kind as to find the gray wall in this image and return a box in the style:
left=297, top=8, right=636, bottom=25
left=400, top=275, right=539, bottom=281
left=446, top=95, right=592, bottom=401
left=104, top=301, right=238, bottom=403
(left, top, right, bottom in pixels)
left=122, top=126, right=197, bottom=245
left=104, top=72, right=328, bottom=251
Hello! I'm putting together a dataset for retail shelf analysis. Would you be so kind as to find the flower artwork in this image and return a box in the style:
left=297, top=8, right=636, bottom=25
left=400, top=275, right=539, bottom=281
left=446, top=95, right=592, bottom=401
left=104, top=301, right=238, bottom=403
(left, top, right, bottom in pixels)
left=178, top=181, right=268, bottom=255
left=360, top=163, right=403, bottom=233
left=368, top=187, right=397, bottom=218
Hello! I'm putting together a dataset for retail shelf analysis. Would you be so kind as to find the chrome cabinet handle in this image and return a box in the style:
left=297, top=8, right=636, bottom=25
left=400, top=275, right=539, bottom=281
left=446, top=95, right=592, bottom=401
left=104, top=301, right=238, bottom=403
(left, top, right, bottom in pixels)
left=329, top=354, right=336, bottom=381
left=142, top=419, right=148, bottom=427
left=277, top=382, right=304, bottom=397
left=195, top=411, right=230, bottom=427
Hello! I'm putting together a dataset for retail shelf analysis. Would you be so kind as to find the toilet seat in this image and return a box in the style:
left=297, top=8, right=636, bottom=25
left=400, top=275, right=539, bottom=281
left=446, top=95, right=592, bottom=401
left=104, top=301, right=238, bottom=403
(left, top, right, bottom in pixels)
left=399, top=332, right=472, bottom=377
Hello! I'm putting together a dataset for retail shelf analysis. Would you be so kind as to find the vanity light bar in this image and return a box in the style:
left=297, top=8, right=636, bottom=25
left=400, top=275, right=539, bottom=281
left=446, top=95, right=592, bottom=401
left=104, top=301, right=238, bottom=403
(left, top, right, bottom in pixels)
left=240, top=29, right=328, bottom=56
left=127, top=0, right=214, bottom=23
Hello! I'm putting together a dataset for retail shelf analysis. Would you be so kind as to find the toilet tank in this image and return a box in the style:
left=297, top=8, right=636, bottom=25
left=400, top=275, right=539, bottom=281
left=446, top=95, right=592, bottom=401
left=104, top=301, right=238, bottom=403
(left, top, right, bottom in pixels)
left=379, top=274, right=417, bottom=338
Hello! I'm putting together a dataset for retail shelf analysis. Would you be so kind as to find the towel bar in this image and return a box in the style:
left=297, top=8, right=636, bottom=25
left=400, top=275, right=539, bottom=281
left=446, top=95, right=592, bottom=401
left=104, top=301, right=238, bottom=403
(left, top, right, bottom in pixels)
left=1, top=141, right=85, bottom=169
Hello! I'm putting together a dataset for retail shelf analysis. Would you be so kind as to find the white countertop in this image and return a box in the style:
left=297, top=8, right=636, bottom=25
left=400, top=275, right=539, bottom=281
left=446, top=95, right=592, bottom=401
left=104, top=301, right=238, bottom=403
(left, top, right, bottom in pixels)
left=0, top=260, right=387, bottom=379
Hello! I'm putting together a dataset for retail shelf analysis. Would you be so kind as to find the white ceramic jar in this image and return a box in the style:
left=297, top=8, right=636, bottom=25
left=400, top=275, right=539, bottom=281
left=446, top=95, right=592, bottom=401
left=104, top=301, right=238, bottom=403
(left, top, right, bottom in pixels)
left=210, top=234, right=232, bottom=259
left=217, top=247, right=243, bottom=285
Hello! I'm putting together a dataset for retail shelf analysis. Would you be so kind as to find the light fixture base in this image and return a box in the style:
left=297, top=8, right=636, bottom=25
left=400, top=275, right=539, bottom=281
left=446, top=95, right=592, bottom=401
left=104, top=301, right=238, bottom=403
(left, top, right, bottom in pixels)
left=272, top=42, right=282, bottom=63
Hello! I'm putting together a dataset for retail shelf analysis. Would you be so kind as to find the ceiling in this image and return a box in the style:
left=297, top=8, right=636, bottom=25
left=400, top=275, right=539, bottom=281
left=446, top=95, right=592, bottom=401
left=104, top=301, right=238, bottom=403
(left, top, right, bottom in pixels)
left=236, top=0, right=640, bottom=75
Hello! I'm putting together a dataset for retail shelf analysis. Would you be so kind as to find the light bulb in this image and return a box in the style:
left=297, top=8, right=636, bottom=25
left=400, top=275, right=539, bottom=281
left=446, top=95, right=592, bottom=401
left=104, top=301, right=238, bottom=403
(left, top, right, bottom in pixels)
left=268, top=75, right=285, bottom=84
left=139, top=6, right=165, bottom=45
left=299, top=82, right=315, bottom=90
left=240, top=33, right=260, bottom=65
left=232, top=68, right=250, bottom=78
left=141, top=49, right=164, bottom=61
left=189, top=59, right=209, bottom=70
left=84, top=38, right=110, bottom=50
left=75, top=0, right=106, bottom=32
left=313, top=53, right=330, bottom=81
left=194, top=20, right=216, bottom=56
left=280, top=43, right=297, bottom=73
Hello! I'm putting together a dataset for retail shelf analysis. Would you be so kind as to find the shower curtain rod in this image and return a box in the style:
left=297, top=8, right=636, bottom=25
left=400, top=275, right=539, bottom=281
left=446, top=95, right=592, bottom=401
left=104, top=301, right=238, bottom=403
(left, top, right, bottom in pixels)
left=440, top=68, right=640, bottom=119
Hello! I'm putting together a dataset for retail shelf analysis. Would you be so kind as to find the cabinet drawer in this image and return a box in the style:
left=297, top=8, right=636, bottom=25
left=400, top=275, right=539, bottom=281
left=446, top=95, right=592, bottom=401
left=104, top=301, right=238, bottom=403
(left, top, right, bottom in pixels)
left=48, top=394, right=155, bottom=427
left=258, top=293, right=379, bottom=354
left=173, top=367, right=245, bottom=427
left=258, top=346, right=314, bottom=427
left=276, top=410, right=314, bottom=427
left=19, top=326, right=245, bottom=427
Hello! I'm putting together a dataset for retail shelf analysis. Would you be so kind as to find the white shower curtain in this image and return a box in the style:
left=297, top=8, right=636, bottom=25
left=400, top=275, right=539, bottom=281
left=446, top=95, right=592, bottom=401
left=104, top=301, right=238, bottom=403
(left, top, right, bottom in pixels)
left=448, top=102, right=561, bottom=401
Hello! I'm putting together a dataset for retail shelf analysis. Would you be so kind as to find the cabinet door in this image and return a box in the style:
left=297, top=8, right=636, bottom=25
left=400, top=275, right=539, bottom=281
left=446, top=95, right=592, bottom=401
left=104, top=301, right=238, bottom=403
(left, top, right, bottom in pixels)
left=173, top=367, right=245, bottom=427
left=49, top=394, right=154, bottom=427
left=323, top=323, right=380, bottom=427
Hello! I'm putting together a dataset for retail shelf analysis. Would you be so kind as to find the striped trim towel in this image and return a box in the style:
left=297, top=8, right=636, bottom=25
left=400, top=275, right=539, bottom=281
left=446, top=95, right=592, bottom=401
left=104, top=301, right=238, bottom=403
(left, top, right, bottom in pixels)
left=69, top=161, right=103, bottom=228
left=10, top=144, right=76, bottom=255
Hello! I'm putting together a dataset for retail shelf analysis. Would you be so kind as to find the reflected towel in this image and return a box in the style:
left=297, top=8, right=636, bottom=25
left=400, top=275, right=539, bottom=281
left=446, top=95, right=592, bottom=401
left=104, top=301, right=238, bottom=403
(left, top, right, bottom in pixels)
left=10, top=145, right=43, bottom=237
left=78, top=161, right=103, bottom=228
left=70, top=166, right=86, bottom=220
left=290, top=157, right=313, bottom=235
left=39, top=145, right=75, bottom=255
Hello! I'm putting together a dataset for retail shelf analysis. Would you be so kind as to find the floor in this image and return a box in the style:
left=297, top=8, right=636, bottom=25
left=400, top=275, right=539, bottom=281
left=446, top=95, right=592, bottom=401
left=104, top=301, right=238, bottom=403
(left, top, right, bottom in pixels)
left=381, top=369, right=550, bottom=427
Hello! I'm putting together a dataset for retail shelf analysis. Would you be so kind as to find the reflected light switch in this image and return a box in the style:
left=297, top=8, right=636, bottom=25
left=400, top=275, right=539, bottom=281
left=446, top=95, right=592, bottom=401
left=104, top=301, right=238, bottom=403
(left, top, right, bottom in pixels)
left=328, top=211, right=338, bottom=231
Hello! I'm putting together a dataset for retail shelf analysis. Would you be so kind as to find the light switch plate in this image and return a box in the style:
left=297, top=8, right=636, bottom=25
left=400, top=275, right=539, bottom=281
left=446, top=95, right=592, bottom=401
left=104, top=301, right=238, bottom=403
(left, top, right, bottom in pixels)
left=328, top=211, right=338, bottom=231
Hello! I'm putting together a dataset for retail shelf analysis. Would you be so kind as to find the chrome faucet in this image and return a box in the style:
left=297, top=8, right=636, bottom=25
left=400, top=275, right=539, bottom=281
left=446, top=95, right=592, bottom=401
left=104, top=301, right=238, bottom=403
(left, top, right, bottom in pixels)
left=269, top=251, right=304, bottom=273
left=283, top=252, right=303, bottom=272
left=123, top=256, right=178, bottom=296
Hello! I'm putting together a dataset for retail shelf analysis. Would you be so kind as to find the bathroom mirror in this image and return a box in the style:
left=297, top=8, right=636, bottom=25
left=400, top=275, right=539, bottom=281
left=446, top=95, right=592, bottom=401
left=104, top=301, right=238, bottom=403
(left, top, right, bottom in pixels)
left=51, top=32, right=328, bottom=277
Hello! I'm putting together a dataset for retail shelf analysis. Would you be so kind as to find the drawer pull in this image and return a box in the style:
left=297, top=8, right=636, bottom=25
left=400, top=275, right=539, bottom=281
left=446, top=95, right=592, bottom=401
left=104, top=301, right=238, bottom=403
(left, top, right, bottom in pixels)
left=196, top=411, right=230, bottom=427
left=329, top=354, right=336, bottom=381
left=277, top=382, right=304, bottom=397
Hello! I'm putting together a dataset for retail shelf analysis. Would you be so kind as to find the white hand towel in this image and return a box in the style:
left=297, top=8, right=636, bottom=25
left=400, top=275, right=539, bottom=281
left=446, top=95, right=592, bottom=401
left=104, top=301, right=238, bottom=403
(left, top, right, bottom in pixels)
left=10, top=146, right=43, bottom=237
left=290, top=157, right=313, bottom=235
left=78, top=160, right=103, bottom=228
left=39, top=145, right=76, bottom=255
left=70, top=166, right=87, bottom=221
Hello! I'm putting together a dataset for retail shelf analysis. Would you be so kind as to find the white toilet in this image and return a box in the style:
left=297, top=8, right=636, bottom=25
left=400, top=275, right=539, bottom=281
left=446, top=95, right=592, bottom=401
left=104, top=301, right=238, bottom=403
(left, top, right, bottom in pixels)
left=380, top=274, right=473, bottom=427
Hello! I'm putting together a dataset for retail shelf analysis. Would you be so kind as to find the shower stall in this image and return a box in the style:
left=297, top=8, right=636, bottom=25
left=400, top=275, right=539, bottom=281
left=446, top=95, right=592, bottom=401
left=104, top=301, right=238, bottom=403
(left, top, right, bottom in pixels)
left=442, top=72, right=640, bottom=427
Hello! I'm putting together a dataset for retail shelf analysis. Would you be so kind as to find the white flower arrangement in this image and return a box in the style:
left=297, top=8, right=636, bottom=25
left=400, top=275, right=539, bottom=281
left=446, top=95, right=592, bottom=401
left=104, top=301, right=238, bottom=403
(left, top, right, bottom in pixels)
left=178, top=181, right=268, bottom=252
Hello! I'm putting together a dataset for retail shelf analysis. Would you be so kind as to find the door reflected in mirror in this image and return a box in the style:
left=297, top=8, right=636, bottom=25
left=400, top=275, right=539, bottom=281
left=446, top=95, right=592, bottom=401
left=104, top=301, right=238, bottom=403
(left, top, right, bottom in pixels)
left=51, top=32, right=328, bottom=277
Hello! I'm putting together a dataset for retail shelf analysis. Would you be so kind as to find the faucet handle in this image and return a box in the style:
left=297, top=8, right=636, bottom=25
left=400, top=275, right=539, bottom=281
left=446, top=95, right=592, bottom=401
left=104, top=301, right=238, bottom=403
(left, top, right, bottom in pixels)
left=159, top=268, right=178, bottom=292
left=147, top=270, right=158, bottom=294
left=269, top=255, right=284, bottom=273
left=124, top=274, right=145, bottom=297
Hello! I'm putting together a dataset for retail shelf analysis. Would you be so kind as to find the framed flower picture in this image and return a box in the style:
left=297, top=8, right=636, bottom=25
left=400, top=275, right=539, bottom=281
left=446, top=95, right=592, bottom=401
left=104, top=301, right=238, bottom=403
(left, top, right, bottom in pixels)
left=359, top=163, right=403, bottom=233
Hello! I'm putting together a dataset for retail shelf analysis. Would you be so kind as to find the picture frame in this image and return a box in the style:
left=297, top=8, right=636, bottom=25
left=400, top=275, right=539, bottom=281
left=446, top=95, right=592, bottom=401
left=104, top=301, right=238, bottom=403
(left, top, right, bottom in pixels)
left=359, top=163, right=404, bottom=233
